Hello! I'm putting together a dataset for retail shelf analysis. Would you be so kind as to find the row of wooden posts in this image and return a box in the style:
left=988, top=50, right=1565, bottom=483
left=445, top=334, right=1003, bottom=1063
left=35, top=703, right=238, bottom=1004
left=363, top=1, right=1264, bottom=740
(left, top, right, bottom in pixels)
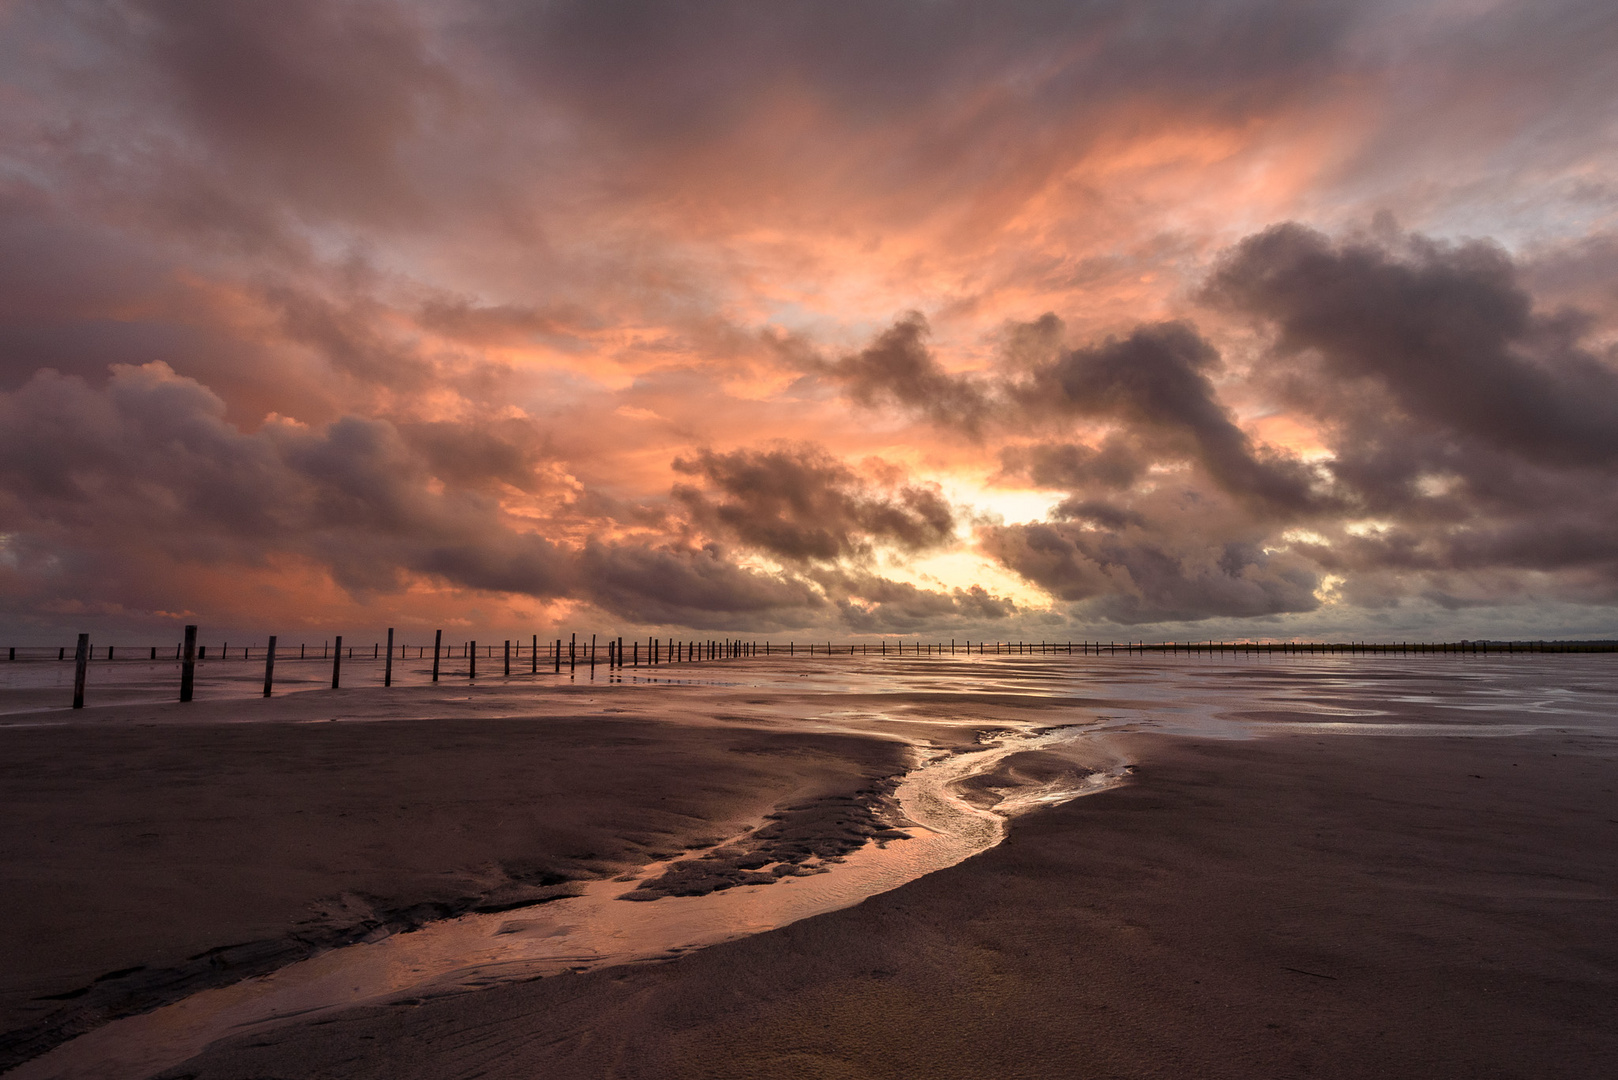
left=43, top=628, right=1618, bottom=708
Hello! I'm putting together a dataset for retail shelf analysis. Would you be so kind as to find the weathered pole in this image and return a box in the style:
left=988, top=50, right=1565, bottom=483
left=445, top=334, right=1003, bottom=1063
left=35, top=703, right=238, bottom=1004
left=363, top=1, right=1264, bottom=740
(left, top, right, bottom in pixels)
left=385, top=628, right=395, bottom=687
left=469, top=640, right=477, bottom=679
left=504, top=639, right=511, bottom=677
left=432, top=629, right=442, bottom=682
left=180, top=625, right=197, bottom=702
left=72, top=633, right=89, bottom=709
left=532, top=634, right=539, bottom=674
left=264, top=635, right=277, bottom=697
left=332, top=635, right=343, bottom=689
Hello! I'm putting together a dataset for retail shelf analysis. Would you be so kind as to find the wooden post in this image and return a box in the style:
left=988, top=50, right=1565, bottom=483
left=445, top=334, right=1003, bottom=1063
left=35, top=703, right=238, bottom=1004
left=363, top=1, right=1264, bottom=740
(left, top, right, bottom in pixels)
left=555, top=638, right=562, bottom=673
left=429, top=629, right=441, bottom=682
left=264, top=635, right=277, bottom=697
left=469, top=640, right=477, bottom=679
left=590, top=634, right=596, bottom=674
left=385, top=628, right=395, bottom=687
left=532, top=634, right=538, bottom=674
left=180, top=625, right=197, bottom=702
left=72, top=633, right=89, bottom=709
left=332, top=635, right=343, bottom=688
left=570, top=633, right=576, bottom=672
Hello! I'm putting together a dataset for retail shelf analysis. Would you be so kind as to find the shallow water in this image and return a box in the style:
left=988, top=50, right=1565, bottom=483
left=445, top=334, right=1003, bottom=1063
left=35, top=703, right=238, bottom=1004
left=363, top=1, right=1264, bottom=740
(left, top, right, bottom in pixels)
left=4, top=651, right=1616, bottom=1079
left=8, top=722, right=1128, bottom=1080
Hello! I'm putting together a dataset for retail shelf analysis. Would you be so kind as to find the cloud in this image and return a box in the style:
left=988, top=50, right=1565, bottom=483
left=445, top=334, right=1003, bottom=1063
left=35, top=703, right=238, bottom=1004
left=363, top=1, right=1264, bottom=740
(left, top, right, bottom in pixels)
left=673, top=443, right=955, bottom=562
left=979, top=520, right=1321, bottom=624
left=1007, top=321, right=1323, bottom=512
left=822, top=313, right=1321, bottom=512
left=814, top=569, right=1018, bottom=633
left=120, top=0, right=452, bottom=220
left=817, top=313, right=992, bottom=433
left=2, top=2, right=1617, bottom=638
left=1206, top=223, right=1618, bottom=469
left=0, top=363, right=834, bottom=628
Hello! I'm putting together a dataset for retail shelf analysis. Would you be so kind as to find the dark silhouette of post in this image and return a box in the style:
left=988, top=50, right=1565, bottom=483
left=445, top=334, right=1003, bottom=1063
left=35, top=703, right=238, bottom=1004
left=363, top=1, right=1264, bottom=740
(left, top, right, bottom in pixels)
left=264, top=635, right=277, bottom=697
left=469, top=640, right=477, bottom=679
left=72, top=633, right=89, bottom=708
left=570, top=633, right=576, bottom=673
left=504, top=639, right=511, bottom=676
left=180, top=625, right=197, bottom=702
left=531, top=634, right=538, bottom=674
left=332, top=635, right=343, bottom=688
left=385, top=628, right=394, bottom=687
left=432, top=629, right=442, bottom=682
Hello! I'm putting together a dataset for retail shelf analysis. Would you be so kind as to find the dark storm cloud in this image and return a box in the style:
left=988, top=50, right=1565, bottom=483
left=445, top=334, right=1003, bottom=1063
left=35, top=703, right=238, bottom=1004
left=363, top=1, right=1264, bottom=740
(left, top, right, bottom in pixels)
left=0, top=364, right=824, bottom=625
left=673, top=444, right=955, bottom=563
left=818, top=314, right=991, bottom=433
left=481, top=0, right=1354, bottom=143
left=1191, top=223, right=1618, bottom=601
left=979, top=521, right=1320, bottom=624
left=812, top=570, right=1017, bottom=633
left=998, top=438, right=1145, bottom=493
left=0, top=363, right=566, bottom=595
left=811, top=224, right=1618, bottom=625
left=393, top=419, right=549, bottom=493
left=577, top=541, right=824, bottom=630
left=118, top=0, right=451, bottom=219
left=825, top=314, right=1320, bottom=512
left=1206, top=223, right=1618, bottom=469
left=1009, top=322, right=1322, bottom=512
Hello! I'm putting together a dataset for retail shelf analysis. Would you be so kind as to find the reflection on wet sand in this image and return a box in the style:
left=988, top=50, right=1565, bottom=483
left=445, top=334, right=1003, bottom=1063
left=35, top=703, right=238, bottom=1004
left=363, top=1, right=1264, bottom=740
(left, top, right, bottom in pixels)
left=2, top=652, right=1613, bottom=1079
left=10, top=723, right=1128, bottom=1080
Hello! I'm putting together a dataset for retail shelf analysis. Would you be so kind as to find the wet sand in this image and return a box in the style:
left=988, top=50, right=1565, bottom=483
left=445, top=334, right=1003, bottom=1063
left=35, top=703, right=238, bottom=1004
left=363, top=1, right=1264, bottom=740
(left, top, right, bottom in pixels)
left=4, top=656, right=1616, bottom=1078
left=0, top=688, right=912, bottom=1071
left=155, top=728, right=1618, bottom=1080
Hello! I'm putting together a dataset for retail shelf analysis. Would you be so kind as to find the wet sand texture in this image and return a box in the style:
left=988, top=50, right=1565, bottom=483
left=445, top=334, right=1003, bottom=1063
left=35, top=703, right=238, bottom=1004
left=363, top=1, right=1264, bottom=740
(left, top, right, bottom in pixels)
left=0, top=716, right=907, bottom=1069
left=163, top=730, right=1618, bottom=1080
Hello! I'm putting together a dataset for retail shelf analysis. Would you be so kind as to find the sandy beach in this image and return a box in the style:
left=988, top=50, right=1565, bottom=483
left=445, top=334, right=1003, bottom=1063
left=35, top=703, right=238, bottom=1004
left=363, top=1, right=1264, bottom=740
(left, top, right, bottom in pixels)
left=0, top=678, right=915, bottom=1072
left=3, top=656, right=1615, bottom=1078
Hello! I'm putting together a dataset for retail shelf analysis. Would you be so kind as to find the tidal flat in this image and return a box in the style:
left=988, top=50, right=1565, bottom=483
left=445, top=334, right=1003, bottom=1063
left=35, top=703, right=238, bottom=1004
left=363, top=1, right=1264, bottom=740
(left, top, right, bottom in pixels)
left=2, top=653, right=1615, bottom=1079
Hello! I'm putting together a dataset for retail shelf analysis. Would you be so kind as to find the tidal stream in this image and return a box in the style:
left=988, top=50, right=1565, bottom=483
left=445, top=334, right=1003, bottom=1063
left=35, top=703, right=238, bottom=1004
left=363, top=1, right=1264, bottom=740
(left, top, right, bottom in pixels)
left=10, top=724, right=1129, bottom=1080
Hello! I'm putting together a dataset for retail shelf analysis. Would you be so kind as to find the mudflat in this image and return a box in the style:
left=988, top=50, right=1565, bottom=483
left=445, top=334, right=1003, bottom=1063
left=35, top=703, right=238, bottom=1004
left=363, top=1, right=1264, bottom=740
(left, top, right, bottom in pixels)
left=161, top=727, right=1618, bottom=1079
left=0, top=691, right=910, bottom=1070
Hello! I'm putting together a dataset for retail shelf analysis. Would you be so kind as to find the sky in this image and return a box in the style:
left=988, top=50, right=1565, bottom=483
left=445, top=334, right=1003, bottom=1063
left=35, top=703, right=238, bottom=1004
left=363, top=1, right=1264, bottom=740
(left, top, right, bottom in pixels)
left=1, top=0, right=1616, bottom=644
